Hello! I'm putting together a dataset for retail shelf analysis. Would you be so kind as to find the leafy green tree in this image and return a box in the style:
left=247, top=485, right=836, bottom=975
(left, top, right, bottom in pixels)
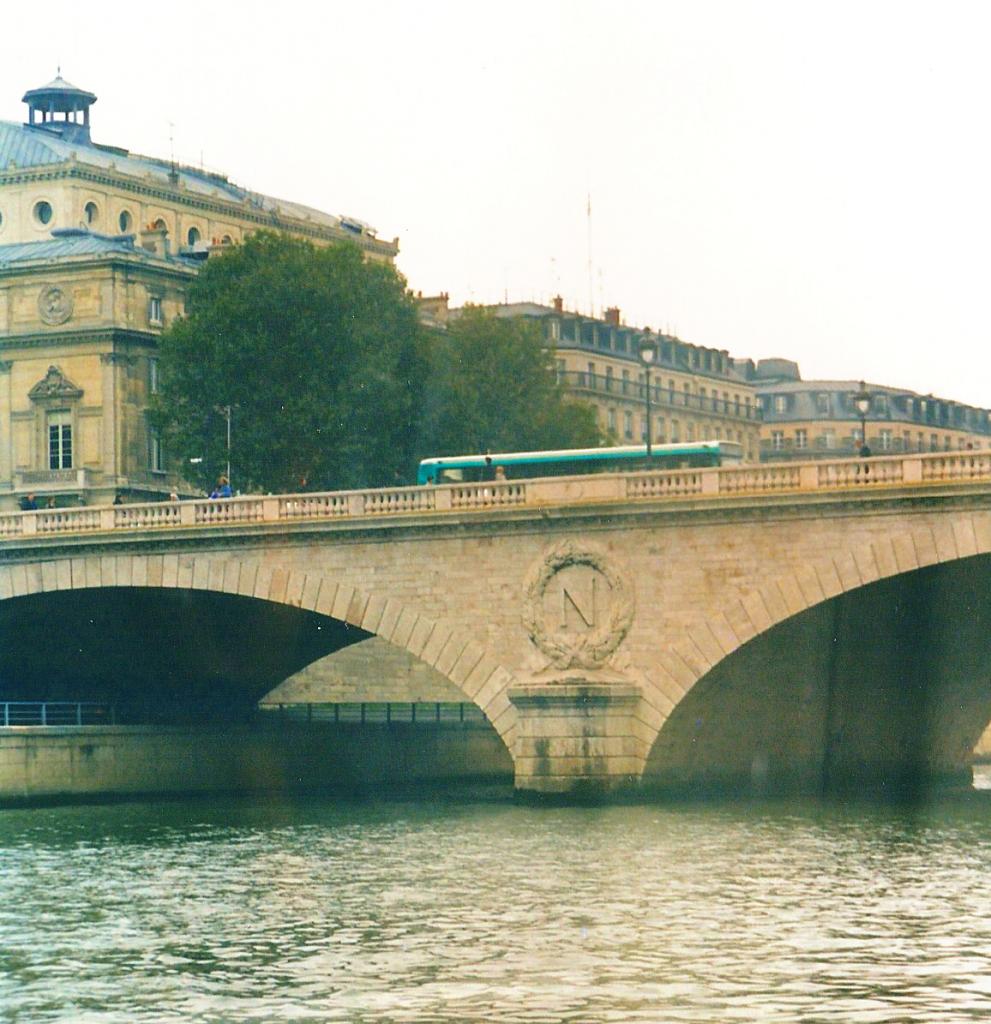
left=418, top=307, right=602, bottom=458
left=151, top=232, right=425, bottom=493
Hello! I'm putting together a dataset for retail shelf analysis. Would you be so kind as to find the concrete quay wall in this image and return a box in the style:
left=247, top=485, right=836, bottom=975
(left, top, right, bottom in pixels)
left=0, top=723, right=513, bottom=803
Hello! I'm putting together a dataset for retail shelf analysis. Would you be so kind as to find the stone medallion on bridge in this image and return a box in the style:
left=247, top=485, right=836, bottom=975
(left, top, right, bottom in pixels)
left=522, top=540, right=634, bottom=670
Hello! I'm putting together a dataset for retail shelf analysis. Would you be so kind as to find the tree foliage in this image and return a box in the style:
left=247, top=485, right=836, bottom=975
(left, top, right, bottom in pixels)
left=151, top=232, right=425, bottom=493
left=417, top=307, right=602, bottom=457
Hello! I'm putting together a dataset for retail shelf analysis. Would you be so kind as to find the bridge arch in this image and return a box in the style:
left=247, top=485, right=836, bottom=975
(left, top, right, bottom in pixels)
left=640, top=511, right=991, bottom=792
left=0, top=552, right=520, bottom=750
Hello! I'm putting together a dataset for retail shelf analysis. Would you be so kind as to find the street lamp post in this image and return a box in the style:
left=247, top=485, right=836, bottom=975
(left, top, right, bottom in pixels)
left=638, top=329, right=658, bottom=458
left=852, top=381, right=871, bottom=456
left=215, top=404, right=232, bottom=484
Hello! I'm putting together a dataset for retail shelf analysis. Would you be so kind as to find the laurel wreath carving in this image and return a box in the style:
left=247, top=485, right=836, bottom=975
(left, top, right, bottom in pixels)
left=521, top=539, right=634, bottom=670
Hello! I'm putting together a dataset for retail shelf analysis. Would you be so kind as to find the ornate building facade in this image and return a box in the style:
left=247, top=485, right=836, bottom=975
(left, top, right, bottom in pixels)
left=0, top=75, right=396, bottom=508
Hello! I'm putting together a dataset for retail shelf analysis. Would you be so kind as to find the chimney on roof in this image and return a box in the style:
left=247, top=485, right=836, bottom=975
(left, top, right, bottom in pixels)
left=552, top=295, right=563, bottom=313
left=604, top=306, right=620, bottom=326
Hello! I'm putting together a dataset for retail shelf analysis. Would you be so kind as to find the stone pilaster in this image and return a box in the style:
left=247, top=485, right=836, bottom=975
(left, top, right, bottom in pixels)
left=0, top=360, right=12, bottom=488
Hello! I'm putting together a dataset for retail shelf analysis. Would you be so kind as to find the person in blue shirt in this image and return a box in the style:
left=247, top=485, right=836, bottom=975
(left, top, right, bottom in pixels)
left=209, top=476, right=233, bottom=498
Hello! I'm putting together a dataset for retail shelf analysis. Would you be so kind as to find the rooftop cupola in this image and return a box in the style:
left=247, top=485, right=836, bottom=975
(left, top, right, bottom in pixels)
left=22, top=72, right=97, bottom=145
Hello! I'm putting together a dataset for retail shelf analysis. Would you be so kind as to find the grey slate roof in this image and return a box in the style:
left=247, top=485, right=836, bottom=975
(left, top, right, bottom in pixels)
left=0, top=120, right=350, bottom=234
left=0, top=229, right=195, bottom=268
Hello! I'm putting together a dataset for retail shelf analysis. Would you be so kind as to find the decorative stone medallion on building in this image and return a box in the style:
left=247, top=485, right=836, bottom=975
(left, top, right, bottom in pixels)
left=522, top=539, right=634, bottom=670
left=38, top=284, right=73, bottom=325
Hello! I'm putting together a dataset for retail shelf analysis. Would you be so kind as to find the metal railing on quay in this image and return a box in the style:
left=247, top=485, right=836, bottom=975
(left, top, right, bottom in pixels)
left=3, top=449, right=991, bottom=541
left=1, top=701, right=117, bottom=726
left=259, top=702, right=488, bottom=724
left=0, top=700, right=488, bottom=728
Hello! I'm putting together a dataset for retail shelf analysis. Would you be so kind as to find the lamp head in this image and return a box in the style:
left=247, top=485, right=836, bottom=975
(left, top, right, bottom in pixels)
left=852, top=381, right=871, bottom=417
left=638, top=329, right=657, bottom=366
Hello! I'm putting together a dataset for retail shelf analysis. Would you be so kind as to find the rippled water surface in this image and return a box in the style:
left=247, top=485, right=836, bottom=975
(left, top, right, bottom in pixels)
left=3, top=779, right=991, bottom=1023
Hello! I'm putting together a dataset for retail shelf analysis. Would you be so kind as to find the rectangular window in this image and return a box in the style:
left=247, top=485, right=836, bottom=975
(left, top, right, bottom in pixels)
left=656, top=417, right=665, bottom=442
left=880, top=429, right=892, bottom=451
left=149, top=358, right=159, bottom=395
left=795, top=428, right=807, bottom=449
left=149, top=428, right=164, bottom=472
left=623, top=411, right=633, bottom=439
left=48, top=410, right=72, bottom=470
left=148, top=295, right=163, bottom=326
left=605, top=366, right=614, bottom=392
left=621, top=369, right=630, bottom=395
left=771, top=430, right=785, bottom=450
left=548, top=319, right=561, bottom=342
left=607, top=408, right=617, bottom=433
left=823, top=429, right=836, bottom=449
left=671, top=420, right=680, bottom=442
left=773, top=395, right=787, bottom=414
left=816, top=393, right=830, bottom=415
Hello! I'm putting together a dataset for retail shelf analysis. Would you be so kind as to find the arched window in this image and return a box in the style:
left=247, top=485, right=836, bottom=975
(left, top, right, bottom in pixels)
left=152, top=218, right=167, bottom=232
left=221, top=234, right=233, bottom=245
left=118, top=210, right=133, bottom=233
left=84, top=202, right=98, bottom=225
left=186, top=226, right=201, bottom=246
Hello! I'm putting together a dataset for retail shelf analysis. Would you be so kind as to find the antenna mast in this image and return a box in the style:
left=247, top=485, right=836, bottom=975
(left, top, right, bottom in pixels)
left=168, top=121, right=178, bottom=185
left=586, top=192, right=594, bottom=317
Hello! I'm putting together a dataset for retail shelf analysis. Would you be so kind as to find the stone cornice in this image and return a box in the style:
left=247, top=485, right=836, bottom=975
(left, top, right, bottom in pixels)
left=0, top=164, right=398, bottom=257
left=0, top=327, right=157, bottom=351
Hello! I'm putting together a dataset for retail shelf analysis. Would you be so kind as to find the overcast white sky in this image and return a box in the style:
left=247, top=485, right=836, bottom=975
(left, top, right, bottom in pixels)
left=3, top=1, right=990, bottom=403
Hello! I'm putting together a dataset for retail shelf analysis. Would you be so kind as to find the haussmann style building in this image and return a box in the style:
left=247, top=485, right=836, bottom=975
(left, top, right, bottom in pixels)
left=426, top=296, right=762, bottom=461
left=744, top=358, right=991, bottom=461
left=0, top=74, right=397, bottom=509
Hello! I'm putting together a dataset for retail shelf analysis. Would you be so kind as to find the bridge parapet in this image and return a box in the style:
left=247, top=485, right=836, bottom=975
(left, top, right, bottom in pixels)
left=3, top=449, right=991, bottom=542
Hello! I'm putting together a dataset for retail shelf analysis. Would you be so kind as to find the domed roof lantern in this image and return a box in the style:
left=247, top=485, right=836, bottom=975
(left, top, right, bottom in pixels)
left=23, top=71, right=97, bottom=144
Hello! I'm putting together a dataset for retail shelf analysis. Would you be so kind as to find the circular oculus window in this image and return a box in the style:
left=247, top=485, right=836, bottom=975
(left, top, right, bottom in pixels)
left=34, top=201, right=53, bottom=225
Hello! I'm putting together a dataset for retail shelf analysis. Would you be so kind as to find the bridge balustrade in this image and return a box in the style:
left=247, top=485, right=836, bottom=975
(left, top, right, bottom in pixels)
left=3, top=449, right=991, bottom=541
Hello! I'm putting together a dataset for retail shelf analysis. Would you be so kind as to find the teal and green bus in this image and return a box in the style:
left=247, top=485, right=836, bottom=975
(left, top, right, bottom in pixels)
left=416, top=441, right=744, bottom=485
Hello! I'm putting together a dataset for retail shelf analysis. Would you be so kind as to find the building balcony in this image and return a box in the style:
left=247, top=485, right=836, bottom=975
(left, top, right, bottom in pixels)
left=558, top=370, right=759, bottom=420
left=15, top=468, right=94, bottom=492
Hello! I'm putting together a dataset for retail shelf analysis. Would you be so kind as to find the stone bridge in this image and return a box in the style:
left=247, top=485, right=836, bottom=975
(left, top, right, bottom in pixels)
left=3, top=448, right=991, bottom=799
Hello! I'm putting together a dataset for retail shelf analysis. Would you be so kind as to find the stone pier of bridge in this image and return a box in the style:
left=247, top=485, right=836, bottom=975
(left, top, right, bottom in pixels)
left=2, top=450, right=991, bottom=801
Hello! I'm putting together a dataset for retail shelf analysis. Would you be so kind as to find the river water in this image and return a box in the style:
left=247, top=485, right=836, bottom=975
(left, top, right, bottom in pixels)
left=3, top=774, right=991, bottom=1023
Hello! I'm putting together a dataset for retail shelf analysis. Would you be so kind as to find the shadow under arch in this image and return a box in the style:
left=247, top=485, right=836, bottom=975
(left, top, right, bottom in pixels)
left=643, top=551, right=991, bottom=798
left=0, top=553, right=520, bottom=751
